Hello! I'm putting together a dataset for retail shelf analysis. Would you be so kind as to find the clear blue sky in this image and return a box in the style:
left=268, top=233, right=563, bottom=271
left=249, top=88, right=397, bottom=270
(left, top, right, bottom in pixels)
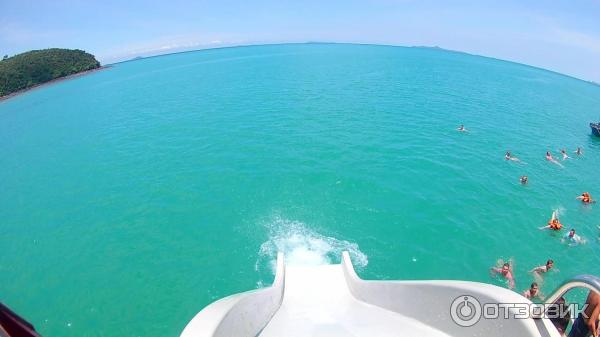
left=2, top=0, right=600, bottom=82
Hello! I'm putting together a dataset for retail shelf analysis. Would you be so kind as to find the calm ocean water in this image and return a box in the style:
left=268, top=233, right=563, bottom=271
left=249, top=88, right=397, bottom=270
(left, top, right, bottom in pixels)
left=1, top=43, right=600, bottom=337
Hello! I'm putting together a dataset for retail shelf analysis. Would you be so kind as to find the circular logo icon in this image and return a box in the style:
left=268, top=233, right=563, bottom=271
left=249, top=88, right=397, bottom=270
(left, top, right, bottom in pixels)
left=450, top=295, right=482, bottom=327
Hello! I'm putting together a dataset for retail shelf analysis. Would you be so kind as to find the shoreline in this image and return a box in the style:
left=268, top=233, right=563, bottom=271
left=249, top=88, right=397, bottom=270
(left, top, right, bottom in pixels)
left=0, top=66, right=111, bottom=102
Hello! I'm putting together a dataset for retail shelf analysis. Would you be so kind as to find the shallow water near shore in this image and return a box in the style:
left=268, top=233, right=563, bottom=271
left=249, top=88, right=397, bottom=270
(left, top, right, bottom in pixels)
left=1, top=43, right=600, bottom=337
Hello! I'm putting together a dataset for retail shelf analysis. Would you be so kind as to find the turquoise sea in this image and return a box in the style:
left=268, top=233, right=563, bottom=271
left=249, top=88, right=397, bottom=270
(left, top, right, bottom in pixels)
left=1, top=43, right=600, bottom=337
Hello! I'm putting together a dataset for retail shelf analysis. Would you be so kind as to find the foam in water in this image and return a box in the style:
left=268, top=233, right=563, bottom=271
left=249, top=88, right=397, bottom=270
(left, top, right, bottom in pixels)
left=554, top=206, right=566, bottom=217
left=255, top=215, right=368, bottom=277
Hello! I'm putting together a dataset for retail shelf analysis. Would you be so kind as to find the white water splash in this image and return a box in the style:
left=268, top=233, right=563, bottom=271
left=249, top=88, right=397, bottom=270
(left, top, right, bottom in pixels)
left=255, top=215, right=368, bottom=276
left=554, top=206, right=567, bottom=217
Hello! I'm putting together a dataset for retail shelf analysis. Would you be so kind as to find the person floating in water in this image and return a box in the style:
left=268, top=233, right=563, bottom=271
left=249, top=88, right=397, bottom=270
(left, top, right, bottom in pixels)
left=457, top=124, right=468, bottom=132
left=560, top=149, right=570, bottom=160
left=523, top=282, right=544, bottom=301
left=490, top=261, right=515, bottom=289
left=575, top=147, right=583, bottom=156
left=546, top=151, right=564, bottom=167
left=505, top=151, right=520, bottom=161
left=530, top=259, right=556, bottom=284
left=530, top=259, right=554, bottom=274
left=562, top=228, right=583, bottom=245
left=576, top=192, right=594, bottom=204
left=540, top=210, right=563, bottom=230
left=520, top=176, right=528, bottom=184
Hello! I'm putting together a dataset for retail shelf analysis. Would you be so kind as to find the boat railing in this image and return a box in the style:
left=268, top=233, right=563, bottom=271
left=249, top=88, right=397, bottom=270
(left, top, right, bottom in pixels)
left=531, top=274, right=600, bottom=319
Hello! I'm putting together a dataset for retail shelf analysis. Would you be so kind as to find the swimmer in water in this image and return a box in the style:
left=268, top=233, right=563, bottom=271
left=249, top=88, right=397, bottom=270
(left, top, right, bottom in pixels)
left=530, top=259, right=555, bottom=274
left=457, top=124, right=467, bottom=132
left=523, top=282, right=544, bottom=301
left=546, top=151, right=564, bottom=167
left=562, top=228, right=583, bottom=245
left=490, top=261, right=515, bottom=289
left=560, top=149, right=569, bottom=160
left=520, top=176, right=528, bottom=184
left=576, top=192, right=595, bottom=204
left=575, top=147, right=583, bottom=155
left=530, top=259, right=557, bottom=285
left=540, top=210, right=563, bottom=230
left=505, top=151, right=520, bottom=161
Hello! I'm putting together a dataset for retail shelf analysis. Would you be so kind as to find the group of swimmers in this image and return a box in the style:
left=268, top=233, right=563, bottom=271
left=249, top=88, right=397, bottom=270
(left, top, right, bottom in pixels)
left=539, top=209, right=587, bottom=245
left=488, top=263, right=599, bottom=337
left=537, top=193, right=594, bottom=245
left=547, top=149, right=580, bottom=162
left=490, top=259, right=554, bottom=296
left=458, top=124, right=597, bottom=337
left=457, top=124, right=584, bottom=166
left=504, top=148, right=583, bottom=166
left=488, top=259, right=580, bottom=335
left=494, top=166, right=593, bottom=290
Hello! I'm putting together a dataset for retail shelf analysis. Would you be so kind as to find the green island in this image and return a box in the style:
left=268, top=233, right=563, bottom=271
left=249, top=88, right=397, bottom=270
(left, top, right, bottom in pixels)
left=0, top=48, right=101, bottom=97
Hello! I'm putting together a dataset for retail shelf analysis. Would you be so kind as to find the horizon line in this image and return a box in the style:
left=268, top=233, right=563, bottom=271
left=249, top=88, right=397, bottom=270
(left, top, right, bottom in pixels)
left=105, top=41, right=599, bottom=87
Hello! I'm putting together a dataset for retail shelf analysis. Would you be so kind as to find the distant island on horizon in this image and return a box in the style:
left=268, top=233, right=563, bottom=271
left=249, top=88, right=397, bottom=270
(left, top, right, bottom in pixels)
left=0, top=48, right=101, bottom=99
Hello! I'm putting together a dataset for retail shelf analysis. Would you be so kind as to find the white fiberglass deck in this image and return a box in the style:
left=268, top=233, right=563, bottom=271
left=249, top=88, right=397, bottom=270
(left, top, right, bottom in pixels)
left=259, top=264, right=450, bottom=337
left=180, top=252, right=563, bottom=337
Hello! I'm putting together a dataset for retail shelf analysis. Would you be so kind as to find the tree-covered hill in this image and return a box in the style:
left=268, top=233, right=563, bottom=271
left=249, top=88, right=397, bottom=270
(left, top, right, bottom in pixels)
left=0, top=48, right=101, bottom=97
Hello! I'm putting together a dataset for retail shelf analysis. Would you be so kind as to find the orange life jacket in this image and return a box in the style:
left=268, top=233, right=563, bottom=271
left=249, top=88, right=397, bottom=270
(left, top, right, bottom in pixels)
left=550, top=220, right=562, bottom=230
